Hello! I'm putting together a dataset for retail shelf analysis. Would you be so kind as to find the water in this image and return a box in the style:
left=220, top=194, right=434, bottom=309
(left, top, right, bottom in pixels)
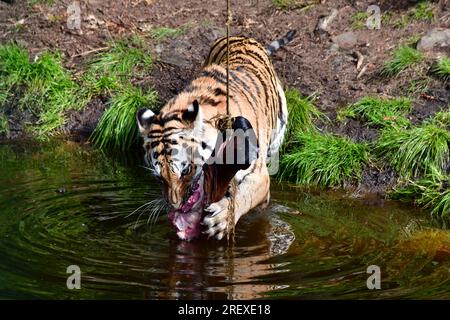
left=0, top=141, right=448, bottom=299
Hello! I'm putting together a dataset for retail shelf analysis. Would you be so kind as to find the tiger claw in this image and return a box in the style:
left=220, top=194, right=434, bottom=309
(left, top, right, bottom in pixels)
left=215, top=232, right=225, bottom=241
left=202, top=198, right=230, bottom=239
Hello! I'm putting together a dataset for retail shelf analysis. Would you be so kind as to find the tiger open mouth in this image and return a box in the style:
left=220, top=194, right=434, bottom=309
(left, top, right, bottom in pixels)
left=167, top=172, right=205, bottom=241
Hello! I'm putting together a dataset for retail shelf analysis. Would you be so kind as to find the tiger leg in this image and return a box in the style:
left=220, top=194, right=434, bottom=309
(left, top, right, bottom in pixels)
left=203, top=163, right=270, bottom=240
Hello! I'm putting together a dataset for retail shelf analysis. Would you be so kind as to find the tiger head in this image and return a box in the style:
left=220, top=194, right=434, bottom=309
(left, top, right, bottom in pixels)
left=137, top=92, right=226, bottom=240
left=137, top=94, right=258, bottom=240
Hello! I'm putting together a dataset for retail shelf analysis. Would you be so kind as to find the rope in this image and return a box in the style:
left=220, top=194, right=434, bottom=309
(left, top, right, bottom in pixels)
left=226, top=0, right=231, bottom=116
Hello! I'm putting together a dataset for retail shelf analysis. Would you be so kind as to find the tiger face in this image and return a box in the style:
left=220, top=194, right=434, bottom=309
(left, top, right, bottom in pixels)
left=137, top=96, right=221, bottom=239
left=137, top=98, right=218, bottom=208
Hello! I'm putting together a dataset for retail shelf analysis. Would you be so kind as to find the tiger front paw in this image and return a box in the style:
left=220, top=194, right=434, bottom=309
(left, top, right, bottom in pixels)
left=202, top=197, right=231, bottom=240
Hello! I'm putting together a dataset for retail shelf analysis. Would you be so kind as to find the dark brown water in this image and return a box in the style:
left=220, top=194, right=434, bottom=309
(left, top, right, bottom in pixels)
left=0, top=141, right=448, bottom=299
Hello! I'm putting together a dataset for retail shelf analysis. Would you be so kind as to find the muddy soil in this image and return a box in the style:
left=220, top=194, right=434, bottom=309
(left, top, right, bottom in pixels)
left=0, top=0, right=449, bottom=194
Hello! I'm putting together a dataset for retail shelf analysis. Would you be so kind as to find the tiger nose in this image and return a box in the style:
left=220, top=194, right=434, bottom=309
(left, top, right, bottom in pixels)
left=169, top=189, right=182, bottom=209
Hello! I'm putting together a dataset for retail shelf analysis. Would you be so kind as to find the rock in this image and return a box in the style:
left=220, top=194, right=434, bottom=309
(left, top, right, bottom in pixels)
left=417, top=28, right=450, bottom=53
left=332, top=31, right=358, bottom=50
left=314, top=9, right=338, bottom=35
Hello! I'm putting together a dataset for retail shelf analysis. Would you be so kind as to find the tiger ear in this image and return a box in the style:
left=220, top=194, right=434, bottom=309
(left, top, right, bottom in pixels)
left=137, top=108, right=155, bottom=133
left=182, top=99, right=199, bottom=122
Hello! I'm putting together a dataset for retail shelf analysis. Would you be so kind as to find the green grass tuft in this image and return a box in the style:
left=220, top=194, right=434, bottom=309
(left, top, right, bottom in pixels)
left=382, top=45, right=424, bottom=77
left=28, top=0, right=55, bottom=5
left=427, top=109, right=450, bottom=128
left=150, top=27, right=186, bottom=41
left=285, top=88, right=323, bottom=141
left=376, top=121, right=450, bottom=179
left=0, top=38, right=156, bottom=142
left=272, top=0, right=315, bottom=10
left=351, top=12, right=370, bottom=30
left=406, top=77, right=431, bottom=95
left=0, top=114, right=8, bottom=135
left=87, top=36, right=152, bottom=78
left=339, top=96, right=412, bottom=128
left=432, top=57, right=450, bottom=82
left=0, top=43, right=80, bottom=136
left=0, top=43, right=31, bottom=88
left=90, top=86, right=158, bottom=151
left=409, top=1, right=434, bottom=22
left=391, top=170, right=449, bottom=218
left=279, top=131, right=369, bottom=186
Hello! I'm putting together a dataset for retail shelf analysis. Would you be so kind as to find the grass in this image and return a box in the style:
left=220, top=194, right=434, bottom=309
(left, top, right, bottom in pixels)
left=432, top=57, right=450, bottom=82
left=339, top=96, right=412, bottom=128
left=90, top=86, right=158, bottom=151
left=382, top=45, right=424, bottom=77
left=28, top=0, right=55, bottom=5
left=0, top=114, right=8, bottom=135
left=427, top=109, right=450, bottom=128
left=84, top=36, right=157, bottom=151
left=391, top=170, right=449, bottom=218
left=409, top=1, right=434, bottom=22
left=272, top=0, right=316, bottom=10
left=279, top=131, right=369, bottom=186
left=406, top=77, right=431, bottom=95
left=0, top=37, right=157, bottom=148
left=86, top=36, right=152, bottom=78
left=385, top=1, right=434, bottom=29
left=0, top=43, right=80, bottom=136
left=391, top=15, right=410, bottom=29
left=149, top=27, right=186, bottom=41
left=284, top=88, right=323, bottom=143
left=351, top=12, right=369, bottom=30
left=376, top=121, right=450, bottom=179
left=0, top=43, right=31, bottom=88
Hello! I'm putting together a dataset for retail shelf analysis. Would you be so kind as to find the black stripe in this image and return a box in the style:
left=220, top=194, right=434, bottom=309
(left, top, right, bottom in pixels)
left=230, top=70, right=259, bottom=107
left=213, top=87, right=227, bottom=96
left=150, top=141, right=161, bottom=148
left=201, top=68, right=227, bottom=85
left=198, top=95, right=221, bottom=107
left=209, top=38, right=245, bottom=64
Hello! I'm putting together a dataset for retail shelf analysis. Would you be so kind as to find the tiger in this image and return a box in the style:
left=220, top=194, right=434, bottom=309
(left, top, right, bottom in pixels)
left=137, top=30, right=296, bottom=241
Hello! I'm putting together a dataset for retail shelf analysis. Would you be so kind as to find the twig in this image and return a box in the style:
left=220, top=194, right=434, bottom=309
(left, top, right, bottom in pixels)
left=70, top=46, right=109, bottom=59
left=354, top=51, right=364, bottom=71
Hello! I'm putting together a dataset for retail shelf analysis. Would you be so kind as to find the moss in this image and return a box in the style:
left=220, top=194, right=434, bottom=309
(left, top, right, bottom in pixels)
left=279, top=131, right=369, bottom=187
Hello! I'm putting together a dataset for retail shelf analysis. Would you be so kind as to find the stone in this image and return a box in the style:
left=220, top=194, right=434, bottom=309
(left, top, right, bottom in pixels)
left=417, top=28, right=450, bottom=52
left=332, top=31, right=358, bottom=50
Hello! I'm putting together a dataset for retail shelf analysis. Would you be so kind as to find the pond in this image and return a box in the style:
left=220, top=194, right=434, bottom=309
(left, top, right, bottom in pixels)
left=0, top=141, right=448, bottom=299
